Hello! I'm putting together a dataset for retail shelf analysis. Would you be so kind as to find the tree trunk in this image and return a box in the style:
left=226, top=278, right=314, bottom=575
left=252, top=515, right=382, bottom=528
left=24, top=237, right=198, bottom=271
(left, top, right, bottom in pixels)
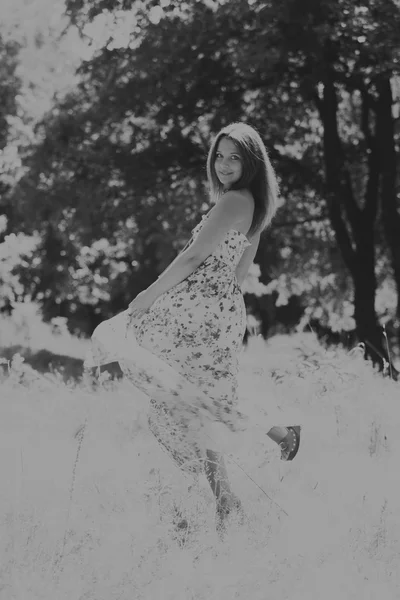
left=352, top=230, right=387, bottom=369
left=318, top=72, right=395, bottom=374
left=375, top=77, right=400, bottom=343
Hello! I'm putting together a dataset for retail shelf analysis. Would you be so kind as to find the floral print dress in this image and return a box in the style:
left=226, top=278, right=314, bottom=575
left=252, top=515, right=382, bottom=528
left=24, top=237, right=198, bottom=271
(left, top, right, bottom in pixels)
left=85, top=211, right=252, bottom=476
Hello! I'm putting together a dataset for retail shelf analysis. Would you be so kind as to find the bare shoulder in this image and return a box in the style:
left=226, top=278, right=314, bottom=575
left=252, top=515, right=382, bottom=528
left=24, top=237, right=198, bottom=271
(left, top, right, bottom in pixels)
left=221, top=189, right=255, bottom=236
left=218, top=189, right=254, bottom=220
left=220, top=188, right=254, bottom=207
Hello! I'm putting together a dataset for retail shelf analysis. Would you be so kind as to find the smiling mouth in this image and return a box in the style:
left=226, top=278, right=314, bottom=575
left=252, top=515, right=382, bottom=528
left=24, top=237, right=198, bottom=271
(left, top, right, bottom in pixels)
left=219, top=172, right=233, bottom=176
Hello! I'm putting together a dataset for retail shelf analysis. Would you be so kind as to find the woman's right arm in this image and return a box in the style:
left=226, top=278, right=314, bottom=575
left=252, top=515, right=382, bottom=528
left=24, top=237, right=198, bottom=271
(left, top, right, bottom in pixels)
left=235, top=233, right=261, bottom=287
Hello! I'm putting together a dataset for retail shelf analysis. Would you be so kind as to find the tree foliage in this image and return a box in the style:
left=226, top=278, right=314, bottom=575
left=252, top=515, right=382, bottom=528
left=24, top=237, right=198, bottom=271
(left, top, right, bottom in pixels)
left=3, top=0, right=400, bottom=367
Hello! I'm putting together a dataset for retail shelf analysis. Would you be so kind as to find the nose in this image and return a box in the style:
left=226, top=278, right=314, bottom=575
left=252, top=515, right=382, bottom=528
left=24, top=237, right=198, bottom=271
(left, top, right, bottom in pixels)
left=219, top=158, right=231, bottom=170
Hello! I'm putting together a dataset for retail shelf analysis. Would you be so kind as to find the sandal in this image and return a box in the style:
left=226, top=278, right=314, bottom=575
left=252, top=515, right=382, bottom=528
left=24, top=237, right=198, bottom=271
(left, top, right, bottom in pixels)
left=279, top=425, right=301, bottom=461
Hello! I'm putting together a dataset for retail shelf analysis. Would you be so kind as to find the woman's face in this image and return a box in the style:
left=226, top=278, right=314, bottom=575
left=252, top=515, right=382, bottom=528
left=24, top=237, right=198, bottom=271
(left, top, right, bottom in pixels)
left=214, top=137, right=243, bottom=189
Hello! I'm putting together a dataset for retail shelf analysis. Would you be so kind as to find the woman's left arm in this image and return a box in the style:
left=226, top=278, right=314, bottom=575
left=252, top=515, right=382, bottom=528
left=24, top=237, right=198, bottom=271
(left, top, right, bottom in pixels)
left=154, top=237, right=193, bottom=281
left=127, top=249, right=203, bottom=322
left=128, top=192, right=251, bottom=319
left=147, top=249, right=203, bottom=299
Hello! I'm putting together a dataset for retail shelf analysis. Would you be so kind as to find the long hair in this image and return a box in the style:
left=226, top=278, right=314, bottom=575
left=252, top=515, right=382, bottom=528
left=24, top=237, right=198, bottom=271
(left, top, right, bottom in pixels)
left=206, top=122, right=280, bottom=238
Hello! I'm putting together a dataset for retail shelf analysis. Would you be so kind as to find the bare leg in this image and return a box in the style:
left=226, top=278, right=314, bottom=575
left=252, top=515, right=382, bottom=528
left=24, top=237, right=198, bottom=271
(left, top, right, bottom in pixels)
left=204, top=449, right=243, bottom=533
left=204, top=449, right=233, bottom=500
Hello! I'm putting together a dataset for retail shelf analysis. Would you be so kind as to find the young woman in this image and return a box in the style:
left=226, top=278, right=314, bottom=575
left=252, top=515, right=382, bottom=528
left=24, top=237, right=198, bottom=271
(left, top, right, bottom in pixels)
left=87, top=122, right=300, bottom=534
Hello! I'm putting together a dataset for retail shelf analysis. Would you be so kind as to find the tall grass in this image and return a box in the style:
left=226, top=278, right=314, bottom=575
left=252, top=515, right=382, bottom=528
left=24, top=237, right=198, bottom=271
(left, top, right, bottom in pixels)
left=1, top=310, right=399, bottom=599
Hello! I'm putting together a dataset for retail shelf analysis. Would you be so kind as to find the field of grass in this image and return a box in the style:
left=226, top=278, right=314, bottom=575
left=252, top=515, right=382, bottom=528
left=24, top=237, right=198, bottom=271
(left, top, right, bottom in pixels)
left=1, top=305, right=400, bottom=599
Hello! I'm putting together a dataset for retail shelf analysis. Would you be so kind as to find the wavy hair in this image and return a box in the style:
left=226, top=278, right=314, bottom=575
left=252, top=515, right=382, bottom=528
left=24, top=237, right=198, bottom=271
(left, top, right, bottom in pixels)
left=206, top=122, right=279, bottom=238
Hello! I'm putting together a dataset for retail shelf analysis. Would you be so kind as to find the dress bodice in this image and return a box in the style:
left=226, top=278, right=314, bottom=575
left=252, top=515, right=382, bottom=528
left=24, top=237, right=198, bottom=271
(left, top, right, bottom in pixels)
left=191, top=212, right=252, bottom=272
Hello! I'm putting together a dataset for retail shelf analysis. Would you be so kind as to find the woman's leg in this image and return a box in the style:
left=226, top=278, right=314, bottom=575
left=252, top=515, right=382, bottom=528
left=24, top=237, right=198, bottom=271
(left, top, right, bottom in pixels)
left=204, top=449, right=243, bottom=533
left=204, top=449, right=233, bottom=501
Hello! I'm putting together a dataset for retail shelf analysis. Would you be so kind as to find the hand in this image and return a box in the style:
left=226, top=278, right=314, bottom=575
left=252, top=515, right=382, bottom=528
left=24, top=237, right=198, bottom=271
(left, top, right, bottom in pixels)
left=127, top=288, right=157, bottom=324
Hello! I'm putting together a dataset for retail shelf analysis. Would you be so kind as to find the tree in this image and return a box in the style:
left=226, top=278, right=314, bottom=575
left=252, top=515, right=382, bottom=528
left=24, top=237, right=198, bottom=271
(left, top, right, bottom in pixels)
left=0, top=34, right=21, bottom=239
left=11, top=0, right=400, bottom=374
left=271, top=0, right=400, bottom=368
left=376, top=76, right=400, bottom=338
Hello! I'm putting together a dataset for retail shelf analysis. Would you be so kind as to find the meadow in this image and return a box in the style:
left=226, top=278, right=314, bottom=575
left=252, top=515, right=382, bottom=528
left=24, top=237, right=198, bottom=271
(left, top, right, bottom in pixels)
left=1, top=303, right=399, bottom=600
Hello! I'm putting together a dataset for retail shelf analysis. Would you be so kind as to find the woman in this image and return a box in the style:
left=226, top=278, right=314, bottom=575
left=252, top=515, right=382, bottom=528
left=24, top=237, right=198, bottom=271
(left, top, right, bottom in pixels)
left=86, top=122, right=300, bottom=533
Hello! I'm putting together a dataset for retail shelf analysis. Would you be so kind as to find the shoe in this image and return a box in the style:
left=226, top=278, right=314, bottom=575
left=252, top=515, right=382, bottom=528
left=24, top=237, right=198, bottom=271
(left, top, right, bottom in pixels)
left=279, top=426, right=301, bottom=461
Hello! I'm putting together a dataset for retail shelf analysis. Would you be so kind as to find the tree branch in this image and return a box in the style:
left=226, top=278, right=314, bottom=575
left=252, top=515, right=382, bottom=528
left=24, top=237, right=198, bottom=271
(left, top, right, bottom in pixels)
left=272, top=215, right=328, bottom=228
left=317, top=73, right=358, bottom=274
left=269, top=148, right=327, bottom=197
left=360, top=89, right=375, bottom=150
left=321, top=75, right=361, bottom=225
left=363, top=139, right=380, bottom=224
